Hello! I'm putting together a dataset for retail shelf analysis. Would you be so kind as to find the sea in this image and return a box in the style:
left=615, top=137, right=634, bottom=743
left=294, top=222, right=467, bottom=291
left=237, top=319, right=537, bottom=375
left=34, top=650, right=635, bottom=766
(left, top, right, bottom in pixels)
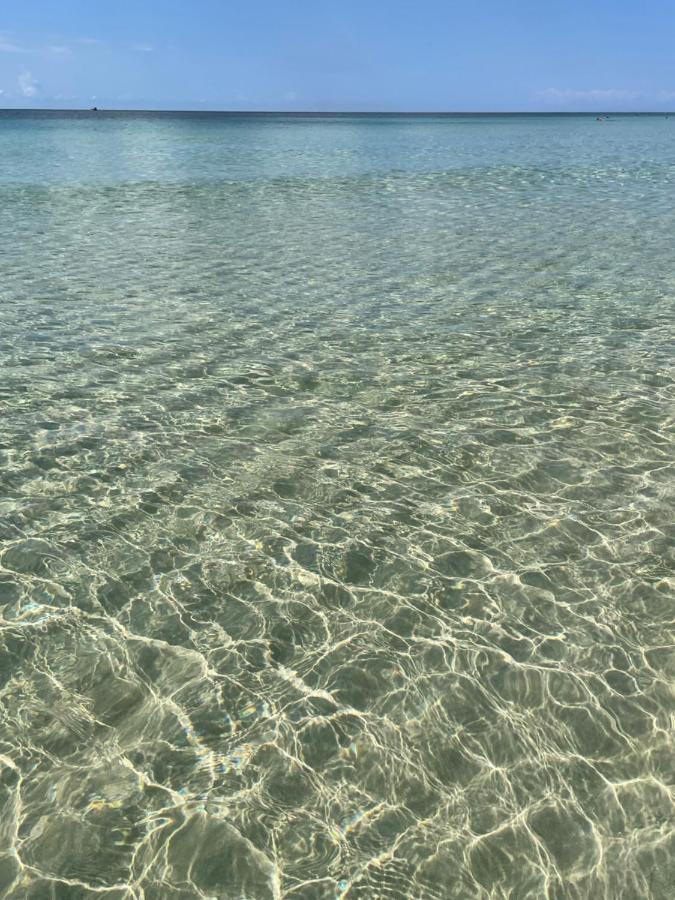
left=0, top=111, right=673, bottom=899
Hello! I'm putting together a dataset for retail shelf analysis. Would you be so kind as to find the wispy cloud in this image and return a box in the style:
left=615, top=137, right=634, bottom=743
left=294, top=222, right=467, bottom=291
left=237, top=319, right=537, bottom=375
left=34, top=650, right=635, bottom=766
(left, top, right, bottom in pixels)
left=2, top=32, right=100, bottom=57
left=132, top=44, right=155, bottom=52
left=539, top=88, right=641, bottom=104
left=0, top=32, right=24, bottom=53
left=18, top=71, right=39, bottom=98
left=539, top=87, right=675, bottom=109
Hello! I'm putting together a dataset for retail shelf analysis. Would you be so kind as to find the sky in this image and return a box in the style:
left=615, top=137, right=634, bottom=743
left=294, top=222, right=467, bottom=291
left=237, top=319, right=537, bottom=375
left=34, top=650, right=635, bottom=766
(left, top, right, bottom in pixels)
left=1, top=0, right=674, bottom=111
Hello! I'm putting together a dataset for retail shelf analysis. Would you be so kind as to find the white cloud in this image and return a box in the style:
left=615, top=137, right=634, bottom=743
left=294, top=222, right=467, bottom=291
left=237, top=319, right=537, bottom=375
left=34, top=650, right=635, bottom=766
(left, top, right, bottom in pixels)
left=49, top=45, right=71, bottom=56
left=18, top=71, right=39, bottom=98
left=132, top=44, right=155, bottom=52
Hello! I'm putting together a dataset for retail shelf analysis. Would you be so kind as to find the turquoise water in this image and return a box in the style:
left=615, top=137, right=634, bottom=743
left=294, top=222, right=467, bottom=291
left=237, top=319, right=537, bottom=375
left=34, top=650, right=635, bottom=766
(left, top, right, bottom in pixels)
left=0, top=112, right=674, bottom=899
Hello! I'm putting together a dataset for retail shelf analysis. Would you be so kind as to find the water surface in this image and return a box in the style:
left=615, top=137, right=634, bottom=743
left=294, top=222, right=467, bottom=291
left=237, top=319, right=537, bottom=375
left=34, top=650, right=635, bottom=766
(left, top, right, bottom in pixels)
left=0, top=112, right=674, bottom=898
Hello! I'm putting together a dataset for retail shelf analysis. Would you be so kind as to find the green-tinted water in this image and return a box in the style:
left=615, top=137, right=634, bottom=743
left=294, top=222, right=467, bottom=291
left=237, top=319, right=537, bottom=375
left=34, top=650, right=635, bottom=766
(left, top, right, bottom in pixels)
left=0, top=112, right=674, bottom=898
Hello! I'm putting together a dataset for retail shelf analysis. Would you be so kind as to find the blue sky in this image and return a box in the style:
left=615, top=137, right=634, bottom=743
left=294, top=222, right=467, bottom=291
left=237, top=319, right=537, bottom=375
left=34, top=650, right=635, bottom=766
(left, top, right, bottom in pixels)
left=1, top=1, right=674, bottom=111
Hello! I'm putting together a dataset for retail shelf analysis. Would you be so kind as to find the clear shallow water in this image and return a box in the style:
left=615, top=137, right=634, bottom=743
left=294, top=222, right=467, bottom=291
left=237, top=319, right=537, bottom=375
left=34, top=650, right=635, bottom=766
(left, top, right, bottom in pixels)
left=0, top=111, right=674, bottom=899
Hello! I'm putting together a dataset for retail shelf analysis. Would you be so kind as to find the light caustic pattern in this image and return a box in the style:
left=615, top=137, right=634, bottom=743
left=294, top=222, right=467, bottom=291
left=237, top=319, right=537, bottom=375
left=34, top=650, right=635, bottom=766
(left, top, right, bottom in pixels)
left=0, top=113, right=674, bottom=898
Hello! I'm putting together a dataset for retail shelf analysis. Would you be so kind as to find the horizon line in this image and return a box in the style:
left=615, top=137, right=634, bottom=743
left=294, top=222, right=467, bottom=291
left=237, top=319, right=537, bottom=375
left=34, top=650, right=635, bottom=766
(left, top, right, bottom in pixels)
left=1, top=107, right=674, bottom=116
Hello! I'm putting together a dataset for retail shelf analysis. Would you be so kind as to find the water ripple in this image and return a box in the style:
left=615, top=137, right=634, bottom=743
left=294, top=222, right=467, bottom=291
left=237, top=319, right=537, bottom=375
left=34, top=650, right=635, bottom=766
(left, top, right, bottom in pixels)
left=1, top=113, right=674, bottom=898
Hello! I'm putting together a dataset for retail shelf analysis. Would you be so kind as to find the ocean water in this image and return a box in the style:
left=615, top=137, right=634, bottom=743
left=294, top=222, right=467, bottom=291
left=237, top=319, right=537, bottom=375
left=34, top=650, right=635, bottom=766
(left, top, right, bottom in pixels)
left=0, top=111, right=673, bottom=899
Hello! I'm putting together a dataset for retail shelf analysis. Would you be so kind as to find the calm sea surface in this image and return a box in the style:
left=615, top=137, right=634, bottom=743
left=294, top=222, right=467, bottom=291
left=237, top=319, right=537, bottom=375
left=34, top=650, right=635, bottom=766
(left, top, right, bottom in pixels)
left=0, top=112, right=674, bottom=899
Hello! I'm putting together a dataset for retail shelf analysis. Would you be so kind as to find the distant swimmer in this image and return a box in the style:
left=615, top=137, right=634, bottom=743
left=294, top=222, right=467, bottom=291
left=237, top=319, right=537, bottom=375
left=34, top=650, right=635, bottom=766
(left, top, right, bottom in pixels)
left=596, top=116, right=604, bottom=122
